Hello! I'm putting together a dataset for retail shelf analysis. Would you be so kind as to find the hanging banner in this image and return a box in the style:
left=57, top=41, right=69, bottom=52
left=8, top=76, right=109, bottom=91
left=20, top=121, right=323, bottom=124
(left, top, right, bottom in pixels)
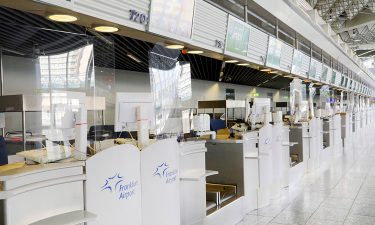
left=291, top=50, right=303, bottom=75
left=291, top=50, right=309, bottom=78
left=225, top=15, right=250, bottom=56
left=148, top=0, right=195, bottom=40
left=321, top=65, right=328, bottom=83
left=265, top=36, right=282, bottom=69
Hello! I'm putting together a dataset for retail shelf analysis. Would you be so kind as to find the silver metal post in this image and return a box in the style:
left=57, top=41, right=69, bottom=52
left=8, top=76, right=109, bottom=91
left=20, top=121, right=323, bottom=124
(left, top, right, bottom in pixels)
left=244, top=2, right=248, bottom=23
left=22, top=110, right=26, bottom=151
left=102, top=110, right=105, bottom=125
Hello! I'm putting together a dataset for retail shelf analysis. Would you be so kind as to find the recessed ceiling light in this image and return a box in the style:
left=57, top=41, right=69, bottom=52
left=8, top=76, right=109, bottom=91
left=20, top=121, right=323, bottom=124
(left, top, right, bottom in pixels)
left=93, top=25, right=119, bottom=33
left=127, top=53, right=141, bottom=63
left=48, top=14, right=78, bottom=22
left=260, top=68, right=271, bottom=72
left=225, top=59, right=239, bottom=63
left=166, top=44, right=185, bottom=49
left=187, top=50, right=204, bottom=54
left=237, top=63, right=250, bottom=66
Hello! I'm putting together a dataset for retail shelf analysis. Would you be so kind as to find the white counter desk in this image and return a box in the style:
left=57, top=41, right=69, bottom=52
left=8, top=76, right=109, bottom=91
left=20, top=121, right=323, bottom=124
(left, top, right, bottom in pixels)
left=0, top=161, right=95, bottom=225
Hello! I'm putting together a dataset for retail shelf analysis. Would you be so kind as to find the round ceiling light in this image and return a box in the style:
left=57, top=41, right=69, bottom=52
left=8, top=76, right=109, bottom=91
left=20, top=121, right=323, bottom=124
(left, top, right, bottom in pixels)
left=225, top=59, right=239, bottom=63
left=166, top=44, right=185, bottom=50
left=48, top=14, right=78, bottom=22
left=93, top=25, right=119, bottom=33
left=187, top=50, right=204, bottom=54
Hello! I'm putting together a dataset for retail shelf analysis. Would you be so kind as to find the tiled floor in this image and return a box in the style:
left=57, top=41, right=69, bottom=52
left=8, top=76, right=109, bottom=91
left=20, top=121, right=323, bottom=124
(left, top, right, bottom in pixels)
left=238, top=147, right=375, bottom=225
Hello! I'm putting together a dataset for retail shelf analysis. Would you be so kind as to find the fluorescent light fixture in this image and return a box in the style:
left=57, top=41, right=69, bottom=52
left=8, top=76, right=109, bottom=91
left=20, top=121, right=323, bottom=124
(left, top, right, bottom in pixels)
left=166, top=44, right=185, bottom=49
left=127, top=54, right=141, bottom=63
left=48, top=14, right=78, bottom=22
left=93, top=25, right=119, bottom=33
left=237, top=63, right=250, bottom=66
left=187, top=50, right=204, bottom=54
left=224, top=59, right=239, bottom=63
left=270, top=71, right=279, bottom=74
left=260, top=68, right=271, bottom=72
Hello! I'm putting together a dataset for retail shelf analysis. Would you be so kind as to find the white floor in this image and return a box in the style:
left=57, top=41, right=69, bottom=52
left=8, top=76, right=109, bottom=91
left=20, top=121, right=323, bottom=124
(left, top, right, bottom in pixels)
left=238, top=147, right=375, bottom=225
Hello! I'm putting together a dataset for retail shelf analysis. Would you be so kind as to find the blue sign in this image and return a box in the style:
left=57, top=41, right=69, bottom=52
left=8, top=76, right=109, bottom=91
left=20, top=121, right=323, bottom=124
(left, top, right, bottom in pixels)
left=101, top=173, right=138, bottom=200
left=153, top=162, right=178, bottom=184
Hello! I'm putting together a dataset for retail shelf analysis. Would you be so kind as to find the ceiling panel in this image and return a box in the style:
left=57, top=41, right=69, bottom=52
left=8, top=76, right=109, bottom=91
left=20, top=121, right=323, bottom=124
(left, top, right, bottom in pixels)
left=0, top=6, right=291, bottom=90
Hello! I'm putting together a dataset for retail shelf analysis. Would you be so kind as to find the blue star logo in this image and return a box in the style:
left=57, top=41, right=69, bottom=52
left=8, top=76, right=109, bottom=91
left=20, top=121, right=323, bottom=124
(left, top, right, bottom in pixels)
left=153, top=162, right=169, bottom=178
left=101, top=173, right=124, bottom=192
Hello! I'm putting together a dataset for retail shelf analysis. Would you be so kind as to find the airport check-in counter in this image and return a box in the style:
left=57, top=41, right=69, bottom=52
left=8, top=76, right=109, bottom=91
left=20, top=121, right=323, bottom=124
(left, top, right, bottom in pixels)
left=204, top=138, right=246, bottom=225
left=305, top=118, right=320, bottom=173
left=179, top=140, right=218, bottom=225
left=205, top=124, right=274, bottom=217
left=322, top=118, right=331, bottom=150
left=288, top=124, right=305, bottom=182
left=341, top=113, right=350, bottom=150
left=332, top=114, right=343, bottom=156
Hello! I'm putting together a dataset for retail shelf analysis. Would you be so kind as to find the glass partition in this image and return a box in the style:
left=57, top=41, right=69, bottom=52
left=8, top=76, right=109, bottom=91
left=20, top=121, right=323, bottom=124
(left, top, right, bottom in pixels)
left=0, top=24, right=114, bottom=163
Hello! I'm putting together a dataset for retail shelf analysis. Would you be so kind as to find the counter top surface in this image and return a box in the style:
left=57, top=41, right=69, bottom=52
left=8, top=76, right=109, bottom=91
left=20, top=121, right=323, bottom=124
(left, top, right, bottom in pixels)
left=207, top=139, right=244, bottom=144
left=0, top=161, right=85, bottom=181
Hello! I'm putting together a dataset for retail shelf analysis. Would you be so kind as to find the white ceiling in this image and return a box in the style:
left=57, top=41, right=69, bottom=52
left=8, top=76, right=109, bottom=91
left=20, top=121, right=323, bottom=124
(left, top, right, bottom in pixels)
left=306, top=0, right=375, bottom=55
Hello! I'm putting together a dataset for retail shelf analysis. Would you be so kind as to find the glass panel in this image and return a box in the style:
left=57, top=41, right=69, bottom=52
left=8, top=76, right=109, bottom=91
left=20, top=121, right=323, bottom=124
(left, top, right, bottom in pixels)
left=1, top=24, right=99, bottom=163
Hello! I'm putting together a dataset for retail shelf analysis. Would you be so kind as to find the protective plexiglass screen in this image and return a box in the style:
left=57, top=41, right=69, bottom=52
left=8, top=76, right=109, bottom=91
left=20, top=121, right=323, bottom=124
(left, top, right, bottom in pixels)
left=149, top=44, right=192, bottom=136
left=1, top=24, right=100, bottom=163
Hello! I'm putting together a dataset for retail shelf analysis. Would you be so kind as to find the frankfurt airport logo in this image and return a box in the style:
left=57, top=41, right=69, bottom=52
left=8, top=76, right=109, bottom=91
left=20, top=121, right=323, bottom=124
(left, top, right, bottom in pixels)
left=153, top=162, right=178, bottom=184
left=101, top=173, right=138, bottom=200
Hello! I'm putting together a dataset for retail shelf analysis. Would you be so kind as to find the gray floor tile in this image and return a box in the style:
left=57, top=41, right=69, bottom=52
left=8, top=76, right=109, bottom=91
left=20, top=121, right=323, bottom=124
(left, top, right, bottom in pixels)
left=240, top=214, right=273, bottom=225
left=310, top=207, right=349, bottom=222
left=270, top=210, right=312, bottom=225
left=242, top=146, right=375, bottom=225
left=344, top=215, right=375, bottom=225
left=320, top=197, right=354, bottom=209
left=305, top=219, right=344, bottom=225
left=349, top=202, right=375, bottom=217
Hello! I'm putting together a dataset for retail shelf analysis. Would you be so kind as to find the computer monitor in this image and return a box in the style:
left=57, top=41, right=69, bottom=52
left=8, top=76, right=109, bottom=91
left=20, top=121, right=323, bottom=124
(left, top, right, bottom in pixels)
left=114, top=92, right=155, bottom=132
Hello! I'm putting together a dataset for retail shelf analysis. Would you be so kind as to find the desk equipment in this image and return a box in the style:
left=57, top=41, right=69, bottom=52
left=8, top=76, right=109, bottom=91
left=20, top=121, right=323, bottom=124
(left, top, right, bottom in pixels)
left=245, top=97, right=271, bottom=130
left=115, top=92, right=155, bottom=148
left=115, top=92, right=155, bottom=132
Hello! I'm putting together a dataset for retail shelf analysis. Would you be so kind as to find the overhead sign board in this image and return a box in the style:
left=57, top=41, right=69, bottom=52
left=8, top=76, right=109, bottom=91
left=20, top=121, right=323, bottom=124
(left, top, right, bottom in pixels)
left=225, top=15, right=250, bottom=57
left=148, top=0, right=195, bottom=40
left=265, top=36, right=282, bottom=69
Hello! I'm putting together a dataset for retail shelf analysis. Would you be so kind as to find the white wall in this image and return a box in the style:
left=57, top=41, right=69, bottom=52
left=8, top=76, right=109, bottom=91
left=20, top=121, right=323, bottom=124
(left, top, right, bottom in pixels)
left=109, top=68, right=289, bottom=106
left=2, top=56, right=41, bottom=133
